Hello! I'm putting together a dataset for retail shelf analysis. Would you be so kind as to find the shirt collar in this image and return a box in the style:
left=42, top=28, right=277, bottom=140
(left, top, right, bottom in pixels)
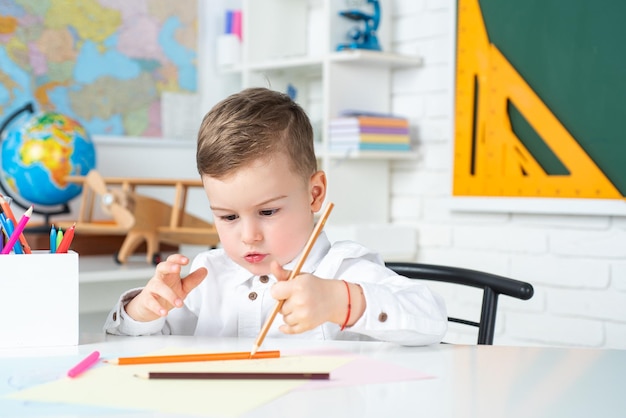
left=283, top=231, right=331, bottom=274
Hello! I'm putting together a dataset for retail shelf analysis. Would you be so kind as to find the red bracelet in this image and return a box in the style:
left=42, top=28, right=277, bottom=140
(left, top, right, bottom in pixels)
left=340, top=280, right=351, bottom=331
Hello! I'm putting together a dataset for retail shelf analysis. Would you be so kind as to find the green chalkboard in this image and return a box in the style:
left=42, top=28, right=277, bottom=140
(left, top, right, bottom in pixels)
left=477, top=0, right=626, bottom=195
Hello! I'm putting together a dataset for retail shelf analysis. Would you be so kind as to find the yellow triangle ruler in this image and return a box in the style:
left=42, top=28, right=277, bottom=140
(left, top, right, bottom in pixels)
left=453, top=0, right=622, bottom=199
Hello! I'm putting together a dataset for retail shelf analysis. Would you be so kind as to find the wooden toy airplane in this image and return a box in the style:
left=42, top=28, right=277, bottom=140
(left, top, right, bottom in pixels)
left=58, top=170, right=219, bottom=265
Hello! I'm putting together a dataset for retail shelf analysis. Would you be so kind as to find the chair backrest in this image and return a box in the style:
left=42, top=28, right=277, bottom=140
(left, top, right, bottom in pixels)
left=385, top=262, right=534, bottom=345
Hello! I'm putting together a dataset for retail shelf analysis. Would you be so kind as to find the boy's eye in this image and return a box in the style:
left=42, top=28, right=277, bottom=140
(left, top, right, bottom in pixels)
left=220, top=214, right=238, bottom=221
left=259, top=209, right=278, bottom=216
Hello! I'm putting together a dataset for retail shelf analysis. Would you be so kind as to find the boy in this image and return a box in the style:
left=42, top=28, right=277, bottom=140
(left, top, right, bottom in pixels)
left=105, top=87, right=447, bottom=345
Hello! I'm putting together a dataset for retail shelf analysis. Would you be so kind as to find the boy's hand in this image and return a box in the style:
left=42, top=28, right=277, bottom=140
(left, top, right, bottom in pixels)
left=125, top=254, right=207, bottom=322
left=270, top=261, right=357, bottom=334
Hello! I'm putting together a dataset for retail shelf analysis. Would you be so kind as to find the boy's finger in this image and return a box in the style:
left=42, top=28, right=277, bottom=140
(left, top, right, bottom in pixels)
left=166, top=253, right=190, bottom=265
left=270, top=280, right=291, bottom=300
left=145, top=294, right=170, bottom=317
left=151, top=282, right=183, bottom=309
left=270, top=260, right=290, bottom=282
left=155, top=260, right=182, bottom=279
left=181, top=267, right=208, bottom=295
left=279, top=323, right=301, bottom=335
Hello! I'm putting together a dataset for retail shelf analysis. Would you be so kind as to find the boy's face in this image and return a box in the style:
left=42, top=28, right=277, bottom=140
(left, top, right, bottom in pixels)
left=202, top=152, right=326, bottom=276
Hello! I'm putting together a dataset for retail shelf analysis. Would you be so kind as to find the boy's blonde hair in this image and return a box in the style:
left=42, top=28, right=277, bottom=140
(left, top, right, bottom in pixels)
left=196, top=87, right=317, bottom=181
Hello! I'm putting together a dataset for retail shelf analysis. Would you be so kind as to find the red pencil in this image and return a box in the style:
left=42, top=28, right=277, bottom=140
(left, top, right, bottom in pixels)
left=56, top=223, right=75, bottom=253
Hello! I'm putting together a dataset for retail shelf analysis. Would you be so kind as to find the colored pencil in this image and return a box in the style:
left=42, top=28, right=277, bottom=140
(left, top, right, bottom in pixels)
left=67, top=350, right=100, bottom=378
left=6, top=218, right=24, bottom=254
left=1, top=206, right=33, bottom=254
left=134, top=371, right=330, bottom=380
left=49, top=224, right=57, bottom=253
left=0, top=214, right=22, bottom=253
left=106, top=350, right=280, bottom=365
left=0, top=196, right=31, bottom=254
left=250, top=202, right=335, bottom=357
left=56, top=223, right=75, bottom=253
left=56, top=228, right=63, bottom=250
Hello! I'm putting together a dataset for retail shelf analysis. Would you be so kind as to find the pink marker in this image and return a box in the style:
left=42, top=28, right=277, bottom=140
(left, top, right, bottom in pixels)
left=67, top=350, right=100, bottom=378
left=232, top=10, right=242, bottom=41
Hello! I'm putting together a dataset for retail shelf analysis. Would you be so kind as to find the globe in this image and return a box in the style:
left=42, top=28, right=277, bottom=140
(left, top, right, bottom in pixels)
left=1, top=112, right=96, bottom=207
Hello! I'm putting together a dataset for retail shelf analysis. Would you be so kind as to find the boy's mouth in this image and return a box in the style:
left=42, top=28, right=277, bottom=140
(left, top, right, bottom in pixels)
left=244, top=252, right=267, bottom=264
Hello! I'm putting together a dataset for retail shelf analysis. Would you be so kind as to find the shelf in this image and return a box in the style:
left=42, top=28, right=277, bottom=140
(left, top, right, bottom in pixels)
left=248, top=56, right=323, bottom=72
left=329, top=50, right=423, bottom=68
left=328, top=150, right=419, bottom=160
left=79, top=255, right=156, bottom=284
left=245, top=50, right=422, bottom=72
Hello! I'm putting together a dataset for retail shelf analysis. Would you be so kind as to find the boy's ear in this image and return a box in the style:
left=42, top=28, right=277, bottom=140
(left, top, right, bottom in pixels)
left=309, top=170, right=327, bottom=211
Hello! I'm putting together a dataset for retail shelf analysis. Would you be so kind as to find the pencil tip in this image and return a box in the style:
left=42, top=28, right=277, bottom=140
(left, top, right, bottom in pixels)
left=249, top=346, right=259, bottom=358
left=103, top=359, right=118, bottom=365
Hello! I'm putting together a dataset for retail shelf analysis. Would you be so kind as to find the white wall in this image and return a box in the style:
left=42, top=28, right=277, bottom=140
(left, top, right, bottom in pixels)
left=389, top=0, right=626, bottom=348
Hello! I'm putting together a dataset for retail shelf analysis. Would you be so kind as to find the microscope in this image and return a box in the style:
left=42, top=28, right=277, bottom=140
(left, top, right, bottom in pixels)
left=336, top=0, right=381, bottom=51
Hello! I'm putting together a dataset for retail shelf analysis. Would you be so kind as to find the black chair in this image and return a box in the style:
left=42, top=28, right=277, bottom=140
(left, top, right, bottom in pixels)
left=385, top=262, right=534, bottom=345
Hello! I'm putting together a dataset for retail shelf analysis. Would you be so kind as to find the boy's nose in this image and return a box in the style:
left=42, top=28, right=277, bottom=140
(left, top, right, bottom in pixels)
left=241, top=219, right=262, bottom=244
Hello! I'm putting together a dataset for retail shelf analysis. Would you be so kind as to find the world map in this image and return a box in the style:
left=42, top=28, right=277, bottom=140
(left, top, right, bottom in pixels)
left=0, top=0, right=198, bottom=137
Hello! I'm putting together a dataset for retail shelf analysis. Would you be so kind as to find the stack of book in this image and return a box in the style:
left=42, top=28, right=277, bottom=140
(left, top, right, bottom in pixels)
left=329, top=115, right=410, bottom=152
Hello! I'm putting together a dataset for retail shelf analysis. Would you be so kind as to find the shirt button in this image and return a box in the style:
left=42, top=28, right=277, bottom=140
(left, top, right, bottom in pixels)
left=259, top=275, right=269, bottom=283
left=112, top=312, right=117, bottom=321
left=248, top=292, right=258, bottom=301
left=378, top=312, right=388, bottom=322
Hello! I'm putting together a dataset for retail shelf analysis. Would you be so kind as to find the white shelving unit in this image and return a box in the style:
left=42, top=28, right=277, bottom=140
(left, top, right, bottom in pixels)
left=204, top=0, right=420, bottom=255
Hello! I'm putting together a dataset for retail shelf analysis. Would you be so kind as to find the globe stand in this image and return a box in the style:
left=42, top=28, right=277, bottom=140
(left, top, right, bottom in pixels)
left=30, top=204, right=72, bottom=232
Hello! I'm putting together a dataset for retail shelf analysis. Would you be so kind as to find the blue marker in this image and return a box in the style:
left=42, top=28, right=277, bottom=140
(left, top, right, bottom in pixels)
left=50, top=224, right=57, bottom=253
left=0, top=213, right=7, bottom=233
left=225, top=10, right=234, bottom=34
left=0, top=214, right=7, bottom=253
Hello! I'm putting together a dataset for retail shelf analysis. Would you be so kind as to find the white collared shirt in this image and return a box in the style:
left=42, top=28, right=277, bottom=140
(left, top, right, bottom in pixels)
left=104, top=232, right=447, bottom=346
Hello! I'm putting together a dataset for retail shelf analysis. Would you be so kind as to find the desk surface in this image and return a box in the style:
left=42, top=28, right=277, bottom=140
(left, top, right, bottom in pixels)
left=1, top=336, right=624, bottom=418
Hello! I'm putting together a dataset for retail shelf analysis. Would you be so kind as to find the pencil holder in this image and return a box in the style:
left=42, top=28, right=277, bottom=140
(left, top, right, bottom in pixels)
left=0, top=250, right=79, bottom=348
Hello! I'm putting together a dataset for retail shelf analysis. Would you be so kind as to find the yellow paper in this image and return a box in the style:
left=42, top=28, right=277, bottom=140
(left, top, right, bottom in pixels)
left=8, top=349, right=354, bottom=417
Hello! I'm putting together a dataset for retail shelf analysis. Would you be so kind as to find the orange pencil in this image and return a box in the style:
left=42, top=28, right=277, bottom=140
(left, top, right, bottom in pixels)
left=106, top=350, right=280, bottom=365
left=56, top=223, right=75, bottom=253
left=250, top=202, right=335, bottom=357
left=0, top=195, right=31, bottom=254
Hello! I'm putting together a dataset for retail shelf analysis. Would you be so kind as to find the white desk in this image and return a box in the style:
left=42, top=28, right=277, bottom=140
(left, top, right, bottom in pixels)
left=1, top=336, right=624, bottom=418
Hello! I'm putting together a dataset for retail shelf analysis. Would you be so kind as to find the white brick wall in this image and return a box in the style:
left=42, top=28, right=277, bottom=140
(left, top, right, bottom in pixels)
left=390, top=0, right=626, bottom=348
